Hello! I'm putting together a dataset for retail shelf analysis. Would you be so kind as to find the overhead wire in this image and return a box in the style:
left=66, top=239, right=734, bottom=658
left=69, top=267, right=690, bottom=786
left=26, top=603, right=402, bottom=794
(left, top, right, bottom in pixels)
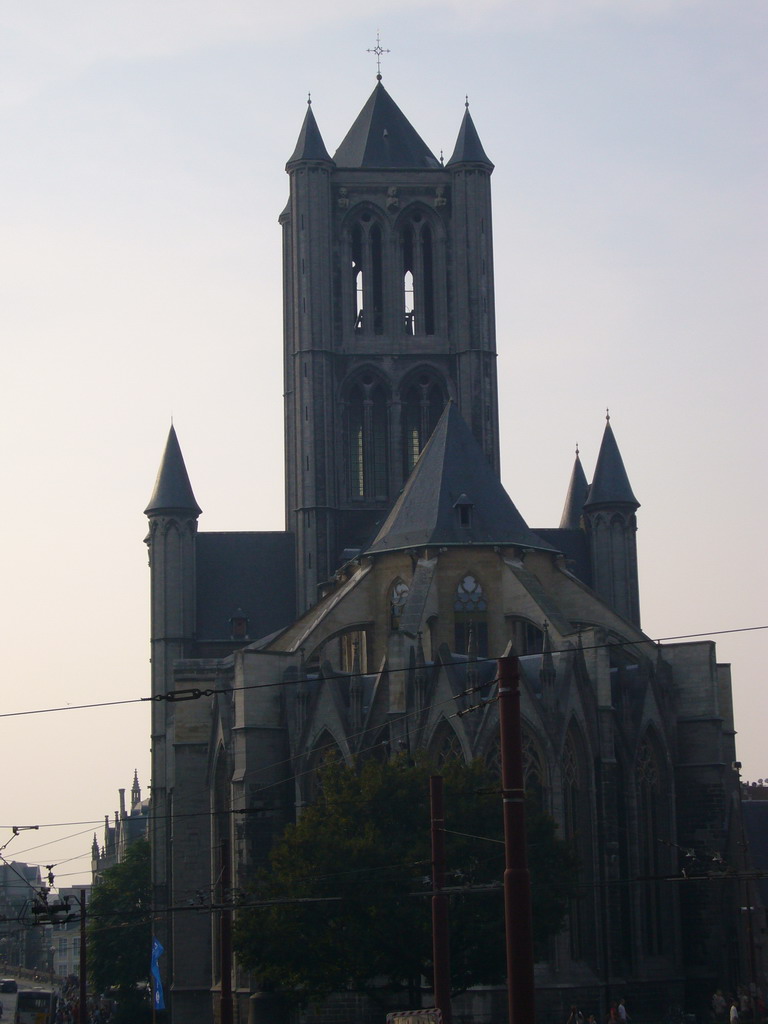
left=0, top=624, right=763, bottom=721
left=2, top=622, right=763, bottom=887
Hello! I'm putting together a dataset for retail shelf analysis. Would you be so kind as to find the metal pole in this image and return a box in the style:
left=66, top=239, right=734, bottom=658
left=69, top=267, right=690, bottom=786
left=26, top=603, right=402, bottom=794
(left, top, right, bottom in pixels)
left=430, top=775, right=452, bottom=1024
left=79, top=888, right=88, bottom=1024
left=220, top=838, right=234, bottom=1024
left=498, top=656, right=535, bottom=1024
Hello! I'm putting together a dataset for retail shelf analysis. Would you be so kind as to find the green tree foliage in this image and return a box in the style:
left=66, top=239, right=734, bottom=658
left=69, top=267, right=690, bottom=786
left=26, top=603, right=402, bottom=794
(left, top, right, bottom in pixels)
left=87, top=838, right=152, bottom=1021
left=234, top=757, right=578, bottom=1005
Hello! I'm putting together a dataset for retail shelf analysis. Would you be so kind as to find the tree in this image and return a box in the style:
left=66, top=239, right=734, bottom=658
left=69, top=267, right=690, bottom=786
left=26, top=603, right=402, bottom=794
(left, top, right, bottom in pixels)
left=234, top=757, right=578, bottom=1006
left=87, top=838, right=152, bottom=1022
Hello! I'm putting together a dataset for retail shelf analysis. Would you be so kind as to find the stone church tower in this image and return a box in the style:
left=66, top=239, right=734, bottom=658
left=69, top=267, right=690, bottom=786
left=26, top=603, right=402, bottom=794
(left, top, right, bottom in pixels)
left=144, top=74, right=745, bottom=1024
left=282, top=80, right=500, bottom=612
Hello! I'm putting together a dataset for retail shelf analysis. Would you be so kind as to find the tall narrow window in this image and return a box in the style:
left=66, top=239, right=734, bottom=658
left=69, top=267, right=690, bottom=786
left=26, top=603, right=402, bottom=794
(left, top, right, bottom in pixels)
left=390, top=580, right=410, bottom=631
left=403, top=271, right=415, bottom=334
left=350, top=214, right=384, bottom=336
left=346, top=379, right=389, bottom=500
left=453, top=574, right=488, bottom=657
left=563, top=732, right=588, bottom=961
left=402, top=377, right=445, bottom=477
left=370, top=224, right=383, bottom=335
left=636, top=737, right=665, bottom=955
left=401, top=212, right=436, bottom=335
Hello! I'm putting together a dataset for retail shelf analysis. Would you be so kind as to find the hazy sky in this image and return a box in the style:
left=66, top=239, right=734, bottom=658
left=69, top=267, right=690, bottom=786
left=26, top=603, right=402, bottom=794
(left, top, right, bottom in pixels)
left=1, top=1, right=765, bottom=888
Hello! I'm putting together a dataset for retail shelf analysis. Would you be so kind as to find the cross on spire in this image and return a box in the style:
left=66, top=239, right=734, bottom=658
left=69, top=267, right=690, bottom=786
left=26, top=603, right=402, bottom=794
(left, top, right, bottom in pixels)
left=367, top=32, right=390, bottom=81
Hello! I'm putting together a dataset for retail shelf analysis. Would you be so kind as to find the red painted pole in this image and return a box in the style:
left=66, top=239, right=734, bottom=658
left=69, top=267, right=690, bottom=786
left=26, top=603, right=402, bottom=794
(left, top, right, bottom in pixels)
left=430, top=775, right=452, bottom=1024
left=498, top=656, right=535, bottom=1024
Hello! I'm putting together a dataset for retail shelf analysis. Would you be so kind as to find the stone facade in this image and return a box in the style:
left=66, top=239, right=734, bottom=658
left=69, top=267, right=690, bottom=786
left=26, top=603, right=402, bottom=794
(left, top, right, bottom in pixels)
left=145, top=79, right=747, bottom=1024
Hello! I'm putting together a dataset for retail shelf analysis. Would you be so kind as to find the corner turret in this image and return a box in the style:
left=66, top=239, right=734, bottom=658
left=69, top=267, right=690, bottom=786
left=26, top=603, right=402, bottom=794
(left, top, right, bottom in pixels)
left=145, top=424, right=201, bottom=966
left=446, top=101, right=494, bottom=170
left=286, top=99, right=333, bottom=168
left=583, top=414, right=641, bottom=626
left=559, top=445, right=589, bottom=529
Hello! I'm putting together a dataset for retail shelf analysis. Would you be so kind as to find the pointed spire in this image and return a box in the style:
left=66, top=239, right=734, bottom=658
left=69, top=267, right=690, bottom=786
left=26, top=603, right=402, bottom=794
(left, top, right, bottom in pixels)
left=584, top=415, right=639, bottom=510
left=333, top=82, right=441, bottom=169
left=287, top=96, right=333, bottom=167
left=540, top=621, right=557, bottom=693
left=559, top=445, right=590, bottom=528
left=145, top=425, right=202, bottom=516
left=366, top=402, right=554, bottom=554
left=131, top=771, right=141, bottom=807
left=446, top=100, right=493, bottom=170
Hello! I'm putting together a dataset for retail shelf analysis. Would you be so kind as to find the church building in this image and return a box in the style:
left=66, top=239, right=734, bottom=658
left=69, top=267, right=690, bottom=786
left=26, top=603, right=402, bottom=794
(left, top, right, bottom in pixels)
left=145, top=75, right=743, bottom=1024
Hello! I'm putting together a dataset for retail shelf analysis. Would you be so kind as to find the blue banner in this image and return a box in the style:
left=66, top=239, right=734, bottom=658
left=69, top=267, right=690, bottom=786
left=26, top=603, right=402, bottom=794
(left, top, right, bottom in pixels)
left=150, top=936, right=165, bottom=1011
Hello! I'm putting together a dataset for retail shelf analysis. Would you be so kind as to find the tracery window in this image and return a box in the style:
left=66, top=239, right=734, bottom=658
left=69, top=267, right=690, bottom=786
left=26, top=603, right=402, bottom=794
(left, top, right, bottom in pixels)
left=453, top=574, right=488, bottom=658
left=390, top=580, right=410, bottom=631
left=484, top=728, right=549, bottom=811
left=347, top=378, right=388, bottom=500
left=351, top=215, right=384, bottom=335
left=402, top=376, right=445, bottom=477
left=430, top=722, right=464, bottom=768
left=305, top=733, right=345, bottom=804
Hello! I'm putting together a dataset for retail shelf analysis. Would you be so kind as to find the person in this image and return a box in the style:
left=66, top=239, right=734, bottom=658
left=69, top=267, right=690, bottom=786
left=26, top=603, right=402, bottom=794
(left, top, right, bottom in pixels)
left=567, top=1006, right=584, bottom=1024
left=713, top=991, right=727, bottom=1022
left=618, top=999, right=630, bottom=1024
left=607, top=1003, right=619, bottom=1024
left=730, top=999, right=739, bottom=1024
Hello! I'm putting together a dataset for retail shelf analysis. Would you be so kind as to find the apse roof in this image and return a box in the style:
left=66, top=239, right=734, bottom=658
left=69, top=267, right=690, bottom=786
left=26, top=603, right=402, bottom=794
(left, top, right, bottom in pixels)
left=333, top=82, right=441, bottom=169
left=365, top=402, right=555, bottom=555
left=145, top=425, right=202, bottom=515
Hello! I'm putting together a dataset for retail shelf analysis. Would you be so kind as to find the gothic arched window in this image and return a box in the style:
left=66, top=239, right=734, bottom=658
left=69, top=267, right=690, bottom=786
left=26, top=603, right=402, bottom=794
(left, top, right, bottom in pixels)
left=453, top=574, right=488, bottom=658
left=390, top=579, right=410, bottom=631
left=429, top=721, right=464, bottom=768
left=350, top=214, right=384, bottom=335
left=402, top=376, right=445, bottom=477
left=346, top=378, right=388, bottom=500
left=506, top=616, right=545, bottom=655
left=636, top=735, right=666, bottom=955
left=305, top=733, right=346, bottom=804
left=484, top=727, right=549, bottom=810
left=563, top=727, right=595, bottom=963
left=401, top=211, right=435, bottom=335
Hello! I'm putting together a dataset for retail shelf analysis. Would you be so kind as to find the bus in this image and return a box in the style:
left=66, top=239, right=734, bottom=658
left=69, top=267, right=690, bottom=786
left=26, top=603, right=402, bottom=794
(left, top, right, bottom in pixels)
left=14, top=989, right=58, bottom=1024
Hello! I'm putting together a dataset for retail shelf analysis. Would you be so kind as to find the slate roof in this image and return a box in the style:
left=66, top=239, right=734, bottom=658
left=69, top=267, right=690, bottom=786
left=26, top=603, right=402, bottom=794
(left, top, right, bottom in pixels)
left=287, top=102, right=332, bottom=166
left=366, top=402, right=555, bottom=554
left=446, top=105, right=493, bottom=169
left=584, top=418, right=639, bottom=509
left=534, top=527, right=592, bottom=586
left=145, top=425, right=202, bottom=515
left=333, top=82, right=441, bottom=169
left=559, top=449, right=590, bottom=528
left=196, top=532, right=296, bottom=642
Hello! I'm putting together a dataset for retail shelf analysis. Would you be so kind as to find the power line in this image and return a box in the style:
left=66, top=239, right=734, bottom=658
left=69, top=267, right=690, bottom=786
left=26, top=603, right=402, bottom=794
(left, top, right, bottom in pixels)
left=0, top=624, right=764, bottom=721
